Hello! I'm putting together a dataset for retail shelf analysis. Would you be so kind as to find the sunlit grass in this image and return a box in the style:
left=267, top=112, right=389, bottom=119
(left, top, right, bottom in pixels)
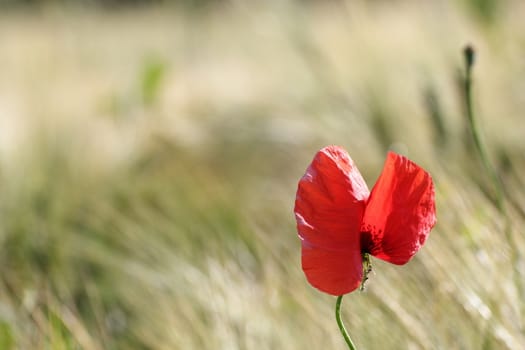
left=0, top=1, right=524, bottom=349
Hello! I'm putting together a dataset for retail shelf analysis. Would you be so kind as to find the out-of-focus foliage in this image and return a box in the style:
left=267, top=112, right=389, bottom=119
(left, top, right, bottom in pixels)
left=464, top=0, right=502, bottom=24
left=0, top=0, right=524, bottom=349
left=140, top=57, right=167, bottom=107
left=0, top=0, right=161, bottom=6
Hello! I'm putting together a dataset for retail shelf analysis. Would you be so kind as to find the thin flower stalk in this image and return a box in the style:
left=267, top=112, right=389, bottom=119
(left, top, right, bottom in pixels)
left=335, top=295, right=357, bottom=350
left=463, top=45, right=524, bottom=327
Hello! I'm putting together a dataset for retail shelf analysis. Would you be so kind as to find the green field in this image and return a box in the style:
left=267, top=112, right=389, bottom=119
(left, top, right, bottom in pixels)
left=0, top=1, right=524, bottom=348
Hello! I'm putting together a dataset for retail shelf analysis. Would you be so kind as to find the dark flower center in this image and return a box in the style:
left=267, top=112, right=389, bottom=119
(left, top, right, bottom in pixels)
left=360, top=230, right=373, bottom=254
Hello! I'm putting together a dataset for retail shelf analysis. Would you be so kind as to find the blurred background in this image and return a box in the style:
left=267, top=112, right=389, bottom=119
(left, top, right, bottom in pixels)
left=0, top=0, right=524, bottom=348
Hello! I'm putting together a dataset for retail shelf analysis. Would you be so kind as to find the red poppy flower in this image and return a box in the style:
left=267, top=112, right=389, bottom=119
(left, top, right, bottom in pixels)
left=294, top=146, right=436, bottom=296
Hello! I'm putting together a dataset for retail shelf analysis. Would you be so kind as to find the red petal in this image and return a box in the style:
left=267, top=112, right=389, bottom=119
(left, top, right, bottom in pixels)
left=301, top=245, right=363, bottom=296
left=294, top=146, right=369, bottom=295
left=361, top=152, right=436, bottom=265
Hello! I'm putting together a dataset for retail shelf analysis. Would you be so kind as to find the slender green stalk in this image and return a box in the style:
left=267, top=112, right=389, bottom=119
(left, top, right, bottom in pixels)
left=463, top=45, right=504, bottom=211
left=463, top=45, right=524, bottom=327
left=335, top=295, right=357, bottom=350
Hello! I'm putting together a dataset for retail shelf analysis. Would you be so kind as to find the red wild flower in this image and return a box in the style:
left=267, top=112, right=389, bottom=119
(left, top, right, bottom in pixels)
left=294, top=146, right=436, bottom=295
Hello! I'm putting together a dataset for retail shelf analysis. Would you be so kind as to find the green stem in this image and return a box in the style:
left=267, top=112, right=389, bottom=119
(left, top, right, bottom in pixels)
left=463, top=45, right=504, bottom=211
left=463, top=45, right=524, bottom=328
left=335, top=295, right=357, bottom=350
